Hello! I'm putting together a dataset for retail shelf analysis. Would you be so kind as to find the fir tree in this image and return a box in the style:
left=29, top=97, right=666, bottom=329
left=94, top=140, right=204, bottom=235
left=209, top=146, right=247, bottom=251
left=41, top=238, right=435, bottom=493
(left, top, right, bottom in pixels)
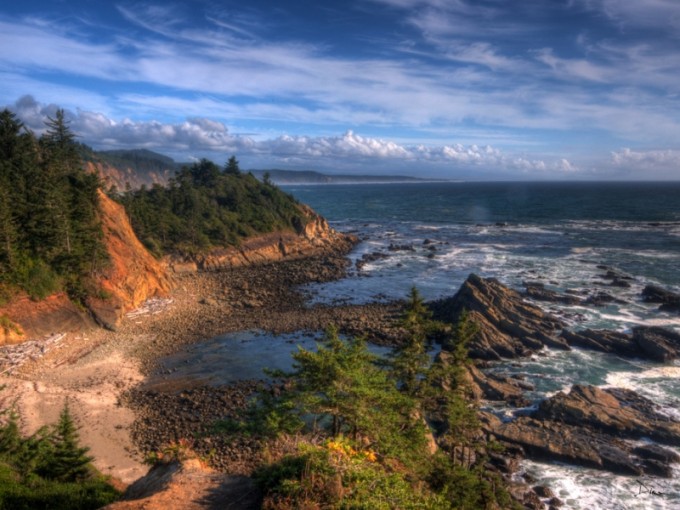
left=389, top=286, right=436, bottom=397
left=224, top=155, right=241, bottom=175
left=39, top=403, right=93, bottom=482
left=0, top=408, right=22, bottom=458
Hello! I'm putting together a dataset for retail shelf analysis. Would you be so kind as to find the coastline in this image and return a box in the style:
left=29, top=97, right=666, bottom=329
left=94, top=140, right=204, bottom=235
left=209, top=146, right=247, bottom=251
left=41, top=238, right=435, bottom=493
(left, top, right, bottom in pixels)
left=0, top=249, right=404, bottom=486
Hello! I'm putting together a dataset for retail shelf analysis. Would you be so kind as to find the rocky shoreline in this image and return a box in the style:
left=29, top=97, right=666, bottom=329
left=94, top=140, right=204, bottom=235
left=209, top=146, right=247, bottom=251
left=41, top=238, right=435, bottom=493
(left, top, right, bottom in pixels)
left=4, top=239, right=680, bottom=507
left=122, top=252, right=411, bottom=475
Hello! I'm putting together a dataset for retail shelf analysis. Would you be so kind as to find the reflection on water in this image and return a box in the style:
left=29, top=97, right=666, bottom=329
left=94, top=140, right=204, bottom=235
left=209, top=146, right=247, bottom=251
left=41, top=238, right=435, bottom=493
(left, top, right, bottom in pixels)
left=142, top=330, right=393, bottom=393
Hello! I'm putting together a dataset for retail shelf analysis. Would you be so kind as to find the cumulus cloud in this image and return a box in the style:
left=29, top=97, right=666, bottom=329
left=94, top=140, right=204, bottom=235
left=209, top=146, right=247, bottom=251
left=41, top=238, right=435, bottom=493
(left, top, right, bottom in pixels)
left=11, top=95, right=254, bottom=153
left=8, top=96, right=579, bottom=177
left=611, top=148, right=680, bottom=175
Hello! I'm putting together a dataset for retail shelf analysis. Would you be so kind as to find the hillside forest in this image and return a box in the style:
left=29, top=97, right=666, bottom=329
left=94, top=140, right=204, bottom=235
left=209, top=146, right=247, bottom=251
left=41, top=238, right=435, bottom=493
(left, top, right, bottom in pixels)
left=0, top=109, right=305, bottom=302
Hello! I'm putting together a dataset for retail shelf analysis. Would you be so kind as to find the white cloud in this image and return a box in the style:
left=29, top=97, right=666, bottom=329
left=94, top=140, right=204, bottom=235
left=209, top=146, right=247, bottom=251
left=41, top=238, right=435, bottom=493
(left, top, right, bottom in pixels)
left=578, top=0, right=680, bottom=31
left=611, top=148, right=680, bottom=177
left=7, top=96, right=580, bottom=177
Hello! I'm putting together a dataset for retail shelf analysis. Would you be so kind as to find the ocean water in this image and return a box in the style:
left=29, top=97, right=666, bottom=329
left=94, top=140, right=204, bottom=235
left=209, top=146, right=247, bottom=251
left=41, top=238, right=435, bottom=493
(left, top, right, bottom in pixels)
left=281, top=181, right=680, bottom=510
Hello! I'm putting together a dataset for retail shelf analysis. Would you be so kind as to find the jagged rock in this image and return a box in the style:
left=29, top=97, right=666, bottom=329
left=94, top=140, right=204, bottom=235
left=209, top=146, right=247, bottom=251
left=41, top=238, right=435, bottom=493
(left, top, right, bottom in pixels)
left=387, top=243, right=415, bottom=252
left=642, top=285, right=680, bottom=313
left=632, top=326, right=680, bottom=361
left=560, top=329, right=638, bottom=356
left=489, top=416, right=660, bottom=476
left=583, top=291, right=626, bottom=306
left=561, top=327, right=680, bottom=362
left=356, top=251, right=389, bottom=270
left=598, top=267, right=634, bottom=288
left=430, top=274, right=567, bottom=360
left=535, top=385, right=680, bottom=446
left=524, top=282, right=582, bottom=305
left=462, top=362, right=530, bottom=407
left=484, top=385, right=680, bottom=477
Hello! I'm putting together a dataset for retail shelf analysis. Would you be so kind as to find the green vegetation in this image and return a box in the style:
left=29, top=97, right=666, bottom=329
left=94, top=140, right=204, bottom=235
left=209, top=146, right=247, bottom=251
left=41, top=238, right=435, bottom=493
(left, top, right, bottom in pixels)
left=0, top=401, right=120, bottom=509
left=218, top=291, right=517, bottom=509
left=0, top=109, right=107, bottom=301
left=118, top=157, right=307, bottom=256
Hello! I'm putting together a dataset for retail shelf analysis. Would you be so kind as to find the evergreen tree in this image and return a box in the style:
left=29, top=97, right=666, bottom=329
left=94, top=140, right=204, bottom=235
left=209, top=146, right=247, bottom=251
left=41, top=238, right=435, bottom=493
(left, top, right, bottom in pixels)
left=0, top=409, right=22, bottom=458
left=430, top=311, right=480, bottom=464
left=268, top=326, right=427, bottom=463
left=389, top=286, right=436, bottom=397
left=39, top=403, right=93, bottom=482
left=224, top=155, right=241, bottom=175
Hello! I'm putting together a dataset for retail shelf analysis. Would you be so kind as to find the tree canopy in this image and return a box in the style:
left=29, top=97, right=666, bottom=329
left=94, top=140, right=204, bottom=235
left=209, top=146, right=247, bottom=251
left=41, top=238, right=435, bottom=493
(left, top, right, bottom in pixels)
left=119, top=157, right=306, bottom=256
left=0, top=108, right=107, bottom=301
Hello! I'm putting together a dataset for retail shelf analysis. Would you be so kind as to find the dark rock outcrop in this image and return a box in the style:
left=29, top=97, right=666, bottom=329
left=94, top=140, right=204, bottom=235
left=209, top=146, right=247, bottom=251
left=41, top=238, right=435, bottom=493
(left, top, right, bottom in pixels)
left=534, top=385, right=680, bottom=446
left=430, top=274, right=568, bottom=360
left=462, top=362, right=531, bottom=407
left=486, top=385, right=680, bottom=477
left=524, top=282, right=582, bottom=305
left=561, top=327, right=680, bottom=362
left=642, top=284, right=680, bottom=313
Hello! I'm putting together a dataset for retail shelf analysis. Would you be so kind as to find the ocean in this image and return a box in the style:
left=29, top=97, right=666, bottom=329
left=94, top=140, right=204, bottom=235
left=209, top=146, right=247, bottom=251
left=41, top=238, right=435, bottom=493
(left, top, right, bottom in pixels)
left=282, top=181, right=680, bottom=510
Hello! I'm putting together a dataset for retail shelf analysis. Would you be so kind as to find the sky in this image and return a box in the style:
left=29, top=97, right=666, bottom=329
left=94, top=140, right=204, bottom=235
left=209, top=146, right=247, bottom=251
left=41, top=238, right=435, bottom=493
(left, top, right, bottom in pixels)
left=2, top=0, right=680, bottom=180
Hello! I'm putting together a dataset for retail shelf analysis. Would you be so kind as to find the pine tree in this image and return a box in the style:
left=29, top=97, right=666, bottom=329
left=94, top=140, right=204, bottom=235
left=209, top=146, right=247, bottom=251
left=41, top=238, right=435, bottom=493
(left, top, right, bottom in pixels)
left=39, top=403, right=93, bottom=482
left=0, top=409, right=22, bottom=458
left=389, top=287, right=435, bottom=397
left=224, top=155, right=241, bottom=175
left=283, top=326, right=426, bottom=462
left=431, top=311, right=480, bottom=465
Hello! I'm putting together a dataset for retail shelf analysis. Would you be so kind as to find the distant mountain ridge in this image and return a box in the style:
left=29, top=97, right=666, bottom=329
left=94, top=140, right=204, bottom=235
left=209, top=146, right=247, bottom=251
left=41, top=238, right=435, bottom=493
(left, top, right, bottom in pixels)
left=81, top=148, right=433, bottom=189
left=81, top=147, right=177, bottom=190
left=249, top=169, right=435, bottom=184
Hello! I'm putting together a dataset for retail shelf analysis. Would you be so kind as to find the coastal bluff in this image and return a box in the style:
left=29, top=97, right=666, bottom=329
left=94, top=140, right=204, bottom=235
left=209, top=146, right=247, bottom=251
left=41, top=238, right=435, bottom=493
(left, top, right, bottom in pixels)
left=0, top=193, right=355, bottom=344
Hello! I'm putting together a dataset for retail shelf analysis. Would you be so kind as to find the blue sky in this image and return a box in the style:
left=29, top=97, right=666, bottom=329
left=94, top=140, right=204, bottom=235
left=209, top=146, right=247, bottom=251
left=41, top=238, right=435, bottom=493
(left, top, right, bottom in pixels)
left=2, top=0, right=680, bottom=179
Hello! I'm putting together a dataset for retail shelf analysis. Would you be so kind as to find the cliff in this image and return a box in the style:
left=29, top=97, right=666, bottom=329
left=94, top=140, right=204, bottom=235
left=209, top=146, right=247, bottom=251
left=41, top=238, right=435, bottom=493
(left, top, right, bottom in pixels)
left=85, top=160, right=172, bottom=191
left=84, top=191, right=174, bottom=330
left=0, top=191, right=172, bottom=341
left=167, top=203, right=356, bottom=273
left=1, top=191, right=355, bottom=343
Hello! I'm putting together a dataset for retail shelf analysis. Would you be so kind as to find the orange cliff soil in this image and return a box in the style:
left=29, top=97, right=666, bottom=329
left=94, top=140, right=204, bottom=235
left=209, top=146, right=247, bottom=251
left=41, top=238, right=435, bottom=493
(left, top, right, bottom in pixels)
left=85, top=191, right=174, bottom=330
left=0, top=190, right=172, bottom=344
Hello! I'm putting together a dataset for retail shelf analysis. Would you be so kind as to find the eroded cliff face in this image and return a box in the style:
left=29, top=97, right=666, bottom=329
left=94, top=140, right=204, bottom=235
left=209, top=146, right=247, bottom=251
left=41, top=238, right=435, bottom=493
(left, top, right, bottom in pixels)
left=167, top=203, right=357, bottom=273
left=1, top=189, right=355, bottom=342
left=85, top=191, right=174, bottom=330
left=85, top=161, right=171, bottom=191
